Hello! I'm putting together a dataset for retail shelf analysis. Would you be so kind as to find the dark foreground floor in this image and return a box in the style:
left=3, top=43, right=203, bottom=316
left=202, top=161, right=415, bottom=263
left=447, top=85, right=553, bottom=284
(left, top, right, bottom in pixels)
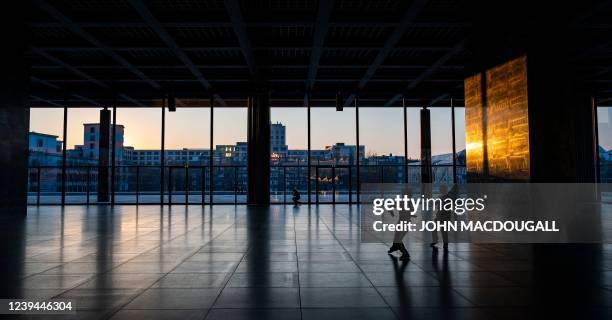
left=1, top=205, right=611, bottom=320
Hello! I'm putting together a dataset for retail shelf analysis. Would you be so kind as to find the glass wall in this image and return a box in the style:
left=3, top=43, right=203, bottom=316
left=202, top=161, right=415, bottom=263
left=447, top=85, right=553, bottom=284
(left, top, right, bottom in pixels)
left=430, top=108, right=453, bottom=185
left=454, top=107, right=467, bottom=183
left=116, top=107, right=162, bottom=204
left=598, top=106, right=612, bottom=182
left=28, top=108, right=64, bottom=204
left=65, top=108, right=105, bottom=204
left=359, top=107, right=405, bottom=188
left=311, top=106, right=356, bottom=203
left=165, top=107, right=210, bottom=204
left=270, top=108, right=308, bottom=203
left=27, top=103, right=468, bottom=205
left=405, top=108, right=422, bottom=184
left=213, top=107, right=247, bottom=203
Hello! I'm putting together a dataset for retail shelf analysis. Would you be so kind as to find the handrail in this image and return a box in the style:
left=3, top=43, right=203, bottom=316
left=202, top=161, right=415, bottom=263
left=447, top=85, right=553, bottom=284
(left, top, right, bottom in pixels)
left=28, top=164, right=468, bottom=206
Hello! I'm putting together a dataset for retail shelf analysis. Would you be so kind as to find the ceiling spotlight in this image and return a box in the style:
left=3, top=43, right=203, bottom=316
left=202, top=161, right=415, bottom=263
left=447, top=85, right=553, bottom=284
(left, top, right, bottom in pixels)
left=168, top=92, right=176, bottom=112
left=335, top=91, right=343, bottom=111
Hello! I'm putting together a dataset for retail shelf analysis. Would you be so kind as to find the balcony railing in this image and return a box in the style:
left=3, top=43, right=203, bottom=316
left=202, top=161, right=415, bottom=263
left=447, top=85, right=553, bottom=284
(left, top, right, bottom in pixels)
left=27, top=164, right=467, bottom=205
left=600, top=163, right=612, bottom=183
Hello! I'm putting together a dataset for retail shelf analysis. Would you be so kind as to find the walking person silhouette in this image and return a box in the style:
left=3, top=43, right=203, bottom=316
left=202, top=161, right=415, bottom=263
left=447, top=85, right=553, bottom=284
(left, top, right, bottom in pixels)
left=292, top=187, right=301, bottom=206
left=430, top=183, right=457, bottom=251
left=387, top=186, right=412, bottom=261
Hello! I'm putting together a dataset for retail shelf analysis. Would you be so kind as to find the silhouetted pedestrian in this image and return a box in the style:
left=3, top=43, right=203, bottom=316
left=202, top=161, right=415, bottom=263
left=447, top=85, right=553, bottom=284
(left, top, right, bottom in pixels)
left=292, top=188, right=301, bottom=206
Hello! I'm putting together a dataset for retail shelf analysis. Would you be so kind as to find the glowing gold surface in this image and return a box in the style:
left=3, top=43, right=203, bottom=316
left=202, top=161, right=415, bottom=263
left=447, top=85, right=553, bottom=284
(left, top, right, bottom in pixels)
left=465, top=56, right=530, bottom=180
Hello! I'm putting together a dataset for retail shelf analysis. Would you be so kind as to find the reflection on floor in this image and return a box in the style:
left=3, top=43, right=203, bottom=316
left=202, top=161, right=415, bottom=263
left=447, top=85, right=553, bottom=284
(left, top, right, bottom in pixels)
left=1, top=205, right=611, bottom=319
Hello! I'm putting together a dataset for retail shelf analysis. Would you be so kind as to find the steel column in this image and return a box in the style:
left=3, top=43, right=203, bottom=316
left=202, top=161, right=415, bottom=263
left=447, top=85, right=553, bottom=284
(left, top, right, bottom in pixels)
left=451, top=97, right=457, bottom=184
left=403, top=97, right=408, bottom=183
left=61, top=104, right=67, bottom=205
left=160, top=97, right=165, bottom=205
left=111, top=103, right=117, bottom=206
left=209, top=96, right=214, bottom=205
left=307, top=93, right=312, bottom=205
left=355, top=96, right=360, bottom=203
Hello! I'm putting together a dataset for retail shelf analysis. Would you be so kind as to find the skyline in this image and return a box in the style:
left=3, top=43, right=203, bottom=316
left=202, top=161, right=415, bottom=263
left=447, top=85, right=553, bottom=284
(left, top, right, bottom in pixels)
left=29, top=107, right=612, bottom=157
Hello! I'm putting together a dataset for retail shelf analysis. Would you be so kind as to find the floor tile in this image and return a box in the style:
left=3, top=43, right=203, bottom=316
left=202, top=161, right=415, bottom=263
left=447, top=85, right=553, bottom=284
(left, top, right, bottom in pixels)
left=124, top=288, right=220, bottom=309
left=377, top=286, right=474, bottom=307
left=227, top=272, right=299, bottom=287
left=213, top=287, right=300, bottom=308
left=299, top=287, right=388, bottom=308
left=205, top=308, right=301, bottom=320
left=109, top=309, right=208, bottom=320
left=299, top=272, right=372, bottom=287
left=302, top=308, right=397, bottom=320
left=153, top=273, right=229, bottom=288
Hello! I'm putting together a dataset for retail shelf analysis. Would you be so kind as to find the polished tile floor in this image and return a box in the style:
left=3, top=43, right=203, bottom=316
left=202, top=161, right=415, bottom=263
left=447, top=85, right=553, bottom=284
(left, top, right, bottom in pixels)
left=1, top=205, right=611, bottom=319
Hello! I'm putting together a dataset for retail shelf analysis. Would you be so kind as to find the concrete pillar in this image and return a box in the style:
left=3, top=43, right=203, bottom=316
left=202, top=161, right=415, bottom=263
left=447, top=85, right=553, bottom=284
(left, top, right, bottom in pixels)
left=98, top=109, right=111, bottom=202
left=247, top=90, right=270, bottom=206
left=0, top=2, right=29, bottom=214
left=0, top=109, right=29, bottom=213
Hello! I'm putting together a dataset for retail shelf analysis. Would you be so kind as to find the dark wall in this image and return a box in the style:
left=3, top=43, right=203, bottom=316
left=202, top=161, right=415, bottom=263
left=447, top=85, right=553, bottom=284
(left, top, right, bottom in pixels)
left=0, top=2, right=29, bottom=213
left=527, top=54, right=597, bottom=182
left=466, top=0, right=599, bottom=182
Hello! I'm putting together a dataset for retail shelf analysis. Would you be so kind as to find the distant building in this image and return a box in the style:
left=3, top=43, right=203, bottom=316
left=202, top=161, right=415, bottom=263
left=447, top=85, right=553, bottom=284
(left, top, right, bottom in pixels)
left=271, top=122, right=288, bottom=159
left=600, top=146, right=612, bottom=162
left=28, top=120, right=474, bottom=194
left=73, top=123, right=125, bottom=163
left=324, top=143, right=365, bottom=164
left=131, top=149, right=210, bottom=166
left=215, top=142, right=247, bottom=164
left=28, top=132, right=62, bottom=166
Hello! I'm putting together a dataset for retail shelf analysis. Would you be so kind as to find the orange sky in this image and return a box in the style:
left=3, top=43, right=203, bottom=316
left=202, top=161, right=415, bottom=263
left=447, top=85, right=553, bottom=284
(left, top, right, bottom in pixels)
left=29, top=106, right=475, bottom=157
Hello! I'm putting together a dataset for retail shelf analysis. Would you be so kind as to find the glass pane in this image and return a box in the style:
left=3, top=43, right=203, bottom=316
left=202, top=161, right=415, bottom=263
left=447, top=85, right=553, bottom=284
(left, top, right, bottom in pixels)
left=311, top=107, right=356, bottom=203
left=214, top=108, right=247, bottom=203
left=28, top=108, right=64, bottom=204
left=165, top=107, right=211, bottom=204
left=454, top=107, right=467, bottom=183
left=430, top=108, right=453, bottom=185
left=406, top=108, right=421, bottom=184
left=65, top=108, right=105, bottom=204
left=598, top=106, right=612, bottom=182
left=116, top=107, right=163, bottom=204
left=360, top=107, right=405, bottom=188
left=270, top=108, right=307, bottom=203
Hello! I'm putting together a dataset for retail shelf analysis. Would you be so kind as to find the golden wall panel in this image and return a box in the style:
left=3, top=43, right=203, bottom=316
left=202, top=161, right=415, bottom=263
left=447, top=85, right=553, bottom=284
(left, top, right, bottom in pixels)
left=465, top=56, right=530, bottom=180
left=465, top=73, right=484, bottom=175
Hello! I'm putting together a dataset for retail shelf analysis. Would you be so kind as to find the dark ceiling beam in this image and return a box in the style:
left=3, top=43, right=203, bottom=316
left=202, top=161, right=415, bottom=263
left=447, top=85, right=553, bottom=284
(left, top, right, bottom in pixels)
left=571, top=0, right=612, bottom=26
left=426, top=83, right=464, bottom=107
left=343, top=0, right=428, bottom=107
left=32, top=49, right=146, bottom=107
left=384, top=40, right=465, bottom=107
left=40, top=79, right=463, bottom=83
left=31, top=76, right=101, bottom=106
left=29, top=95, right=64, bottom=107
left=427, top=92, right=451, bottom=107
left=574, top=40, right=612, bottom=61
left=128, top=0, right=225, bottom=106
left=32, top=21, right=466, bottom=28
left=34, top=46, right=458, bottom=52
left=34, top=0, right=161, bottom=90
left=579, top=24, right=612, bottom=29
left=224, top=0, right=258, bottom=78
left=32, top=48, right=109, bottom=89
left=32, top=64, right=465, bottom=70
left=305, top=0, right=335, bottom=93
left=587, top=53, right=612, bottom=78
